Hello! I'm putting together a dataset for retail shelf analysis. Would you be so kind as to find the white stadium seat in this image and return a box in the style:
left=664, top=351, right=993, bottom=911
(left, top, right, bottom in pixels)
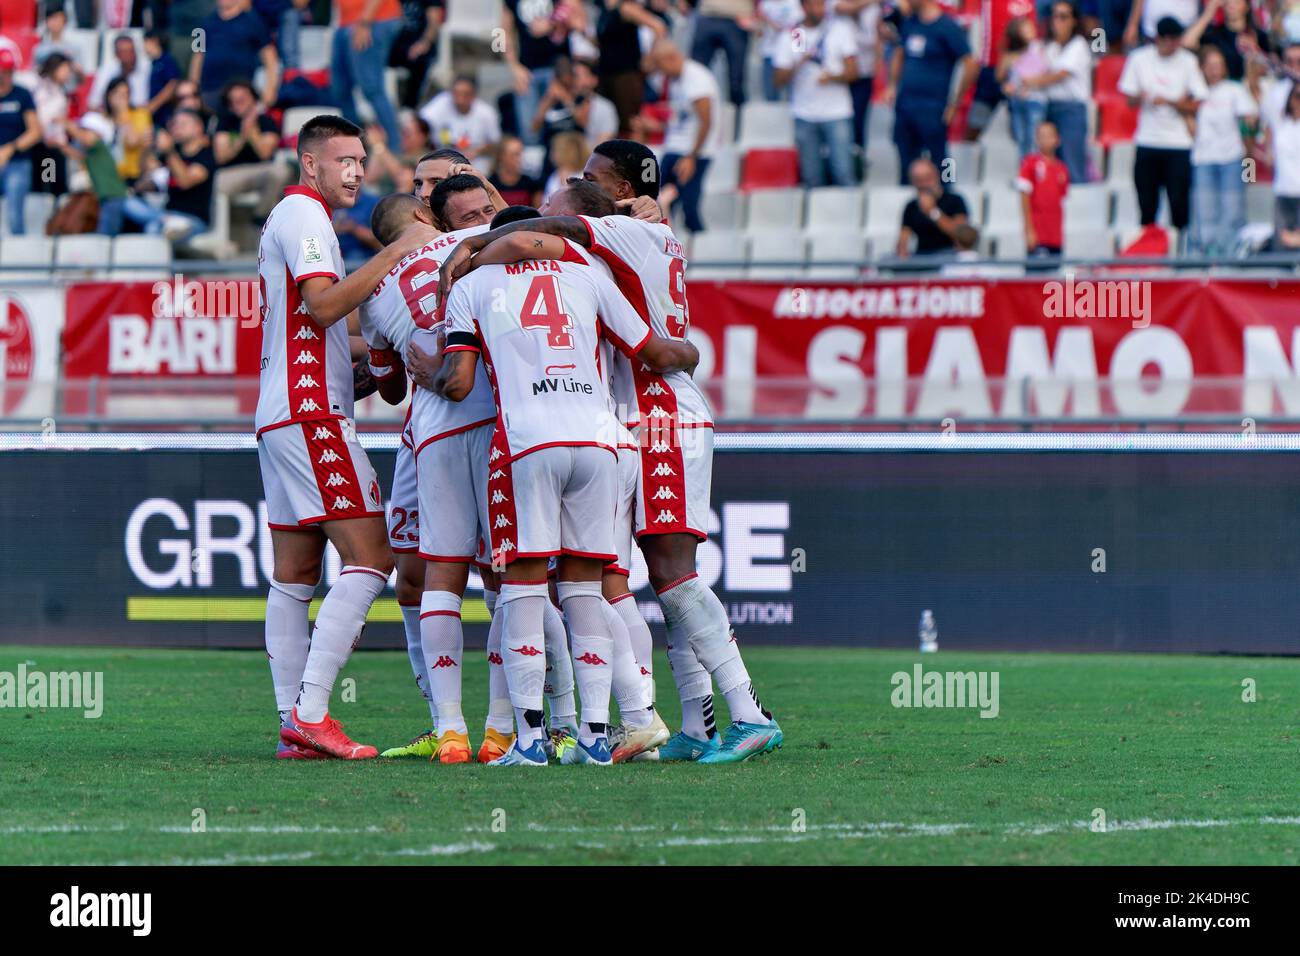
left=689, top=230, right=747, bottom=279
left=746, top=188, right=804, bottom=231
left=747, top=233, right=802, bottom=279
left=282, top=105, right=341, bottom=141
left=737, top=101, right=795, bottom=149
left=1064, top=184, right=1111, bottom=232
left=0, top=235, right=54, bottom=279
left=55, top=234, right=112, bottom=272
left=111, top=235, right=173, bottom=279
left=699, top=190, right=743, bottom=231
left=945, top=141, right=981, bottom=185
left=806, top=186, right=865, bottom=230
left=864, top=185, right=913, bottom=252
left=805, top=230, right=868, bottom=279
left=1063, top=226, right=1115, bottom=260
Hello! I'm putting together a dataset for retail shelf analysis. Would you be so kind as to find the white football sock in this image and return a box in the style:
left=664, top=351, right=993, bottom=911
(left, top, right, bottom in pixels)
left=266, top=578, right=314, bottom=715
left=658, top=574, right=765, bottom=725
left=612, top=592, right=655, bottom=703
left=499, top=582, right=548, bottom=747
left=542, top=598, right=577, bottom=730
left=483, top=589, right=514, bottom=735
left=666, top=620, right=713, bottom=739
left=400, top=604, right=438, bottom=729
left=296, top=565, right=386, bottom=723
left=603, top=598, right=653, bottom=727
left=420, top=590, right=467, bottom=735
left=558, top=580, right=614, bottom=743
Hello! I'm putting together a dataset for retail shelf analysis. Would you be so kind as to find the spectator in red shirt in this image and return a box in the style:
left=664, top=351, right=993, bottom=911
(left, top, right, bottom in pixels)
left=1016, top=118, right=1069, bottom=256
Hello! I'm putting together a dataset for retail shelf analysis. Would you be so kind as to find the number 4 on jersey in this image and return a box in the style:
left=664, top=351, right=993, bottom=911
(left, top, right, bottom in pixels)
left=520, top=274, right=574, bottom=349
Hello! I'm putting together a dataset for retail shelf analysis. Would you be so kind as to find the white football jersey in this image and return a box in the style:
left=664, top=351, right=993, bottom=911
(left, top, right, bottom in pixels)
left=576, top=214, right=712, bottom=428
left=444, top=241, right=651, bottom=463
left=362, top=225, right=499, bottom=450
left=255, top=187, right=352, bottom=435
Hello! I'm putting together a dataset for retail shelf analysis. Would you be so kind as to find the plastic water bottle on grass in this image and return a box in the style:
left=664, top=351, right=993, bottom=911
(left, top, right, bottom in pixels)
left=919, top=610, right=938, bottom=653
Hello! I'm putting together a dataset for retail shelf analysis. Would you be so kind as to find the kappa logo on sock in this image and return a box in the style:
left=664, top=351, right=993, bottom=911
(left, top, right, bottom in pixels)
left=640, top=666, right=651, bottom=676
left=510, top=645, right=542, bottom=657
left=487, top=652, right=503, bottom=665
left=430, top=656, right=458, bottom=669
left=575, top=652, right=608, bottom=665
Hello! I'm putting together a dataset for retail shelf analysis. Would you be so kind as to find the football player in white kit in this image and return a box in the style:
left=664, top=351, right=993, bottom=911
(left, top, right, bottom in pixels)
left=429, top=234, right=699, bottom=767
left=437, top=140, right=783, bottom=763
left=257, top=115, right=434, bottom=759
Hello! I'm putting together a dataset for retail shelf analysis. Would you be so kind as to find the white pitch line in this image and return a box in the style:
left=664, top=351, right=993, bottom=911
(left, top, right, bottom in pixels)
left=7, top=816, right=1300, bottom=847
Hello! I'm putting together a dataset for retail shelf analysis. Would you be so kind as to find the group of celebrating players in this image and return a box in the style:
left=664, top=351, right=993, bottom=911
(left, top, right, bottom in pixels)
left=254, top=114, right=782, bottom=767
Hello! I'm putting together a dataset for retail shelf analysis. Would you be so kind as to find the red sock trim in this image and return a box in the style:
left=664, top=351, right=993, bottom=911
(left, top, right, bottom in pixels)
left=341, top=567, right=389, bottom=583
left=419, top=610, right=462, bottom=620
left=655, top=571, right=699, bottom=595
left=609, top=592, right=636, bottom=604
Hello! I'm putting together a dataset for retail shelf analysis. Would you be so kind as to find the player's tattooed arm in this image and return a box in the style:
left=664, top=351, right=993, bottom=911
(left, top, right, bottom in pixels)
left=638, top=335, right=700, bottom=376
left=469, top=231, right=570, bottom=269
left=438, top=215, right=591, bottom=301
left=617, top=196, right=665, bottom=222
left=431, top=349, right=477, bottom=402
left=405, top=337, right=445, bottom=393
left=352, top=361, right=379, bottom=400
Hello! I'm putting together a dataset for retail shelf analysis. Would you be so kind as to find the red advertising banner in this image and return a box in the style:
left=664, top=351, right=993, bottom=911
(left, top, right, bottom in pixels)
left=684, top=278, right=1300, bottom=421
left=62, top=280, right=262, bottom=417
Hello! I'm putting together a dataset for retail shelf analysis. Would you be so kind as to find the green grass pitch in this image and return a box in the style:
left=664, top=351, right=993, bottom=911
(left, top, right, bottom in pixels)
left=2, top=644, right=1298, bottom=865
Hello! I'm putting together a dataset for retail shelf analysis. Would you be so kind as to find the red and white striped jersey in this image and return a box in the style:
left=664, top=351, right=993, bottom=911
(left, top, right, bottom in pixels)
left=255, top=186, right=351, bottom=435
left=443, top=241, right=651, bottom=463
left=359, top=225, right=498, bottom=452
left=576, top=214, right=712, bottom=429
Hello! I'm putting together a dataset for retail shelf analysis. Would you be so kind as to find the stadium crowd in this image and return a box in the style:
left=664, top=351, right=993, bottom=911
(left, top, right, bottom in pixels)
left=2, top=0, right=1300, bottom=261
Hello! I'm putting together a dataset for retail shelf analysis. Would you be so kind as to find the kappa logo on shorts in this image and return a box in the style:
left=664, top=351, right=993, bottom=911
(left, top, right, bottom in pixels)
left=294, top=325, right=319, bottom=340
left=495, top=538, right=515, bottom=555
left=489, top=447, right=503, bottom=462
left=313, top=426, right=333, bottom=440
left=649, top=441, right=671, bottom=454
left=487, top=652, right=503, bottom=665
left=318, top=448, right=342, bottom=463
left=643, top=381, right=667, bottom=396
left=294, top=351, right=319, bottom=365
left=331, top=495, right=356, bottom=510
left=430, top=656, right=458, bottom=669
left=652, top=486, right=677, bottom=500
left=510, top=645, right=542, bottom=657
left=323, top=472, right=348, bottom=488
left=576, top=652, right=608, bottom=665
left=490, top=489, right=508, bottom=504
left=489, top=468, right=506, bottom=480
left=493, top=514, right=512, bottom=529
left=650, top=462, right=676, bottom=477
left=295, top=374, right=319, bottom=388
left=647, top=406, right=670, bottom=419
left=297, top=398, right=322, bottom=414
left=653, top=509, right=678, bottom=524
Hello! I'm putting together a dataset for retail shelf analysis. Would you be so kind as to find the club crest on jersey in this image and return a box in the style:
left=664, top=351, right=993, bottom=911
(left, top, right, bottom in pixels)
left=294, top=351, right=319, bottom=365
left=318, top=448, right=342, bottom=463
left=653, top=509, right=678, bottom=524
left=332, top=496, right=356, bottom=510
left=295, top=374, right=319, bottom=388
left=297, top=398, right=322, bottom=414
left=294, top=326, right=319, bottom=340
left=643, top=381, right=667, bottom=396
left=490, top=489, right=508, bottom=504
left=650, top=462, right=676, bottom=477
left=324, top=472, right=348, bottom=488
left=575, top=652, right=608, bottom=666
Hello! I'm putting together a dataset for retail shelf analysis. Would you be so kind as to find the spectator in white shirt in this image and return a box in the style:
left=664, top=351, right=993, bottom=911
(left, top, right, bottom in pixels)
left=772, top=0, right=860, bottom=187
left=646, top=37, right=720, bottom=232
left=1270, top=83, right=1300, bottom=248
left=1190, top=45, right=1257, bottom=256
left=834, top=0, right=882, bottom=155
left=1118, top=16, right=1207, bottom=237
left=418, top=75, right=502, bottom=170
left=1125, top=0, right=1200, bottom=49
left=756, top=0, right=804, bottom=102
left=87, top=33, right=152, bottom=112
left=1037, top=1, right=1092, bottom=183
